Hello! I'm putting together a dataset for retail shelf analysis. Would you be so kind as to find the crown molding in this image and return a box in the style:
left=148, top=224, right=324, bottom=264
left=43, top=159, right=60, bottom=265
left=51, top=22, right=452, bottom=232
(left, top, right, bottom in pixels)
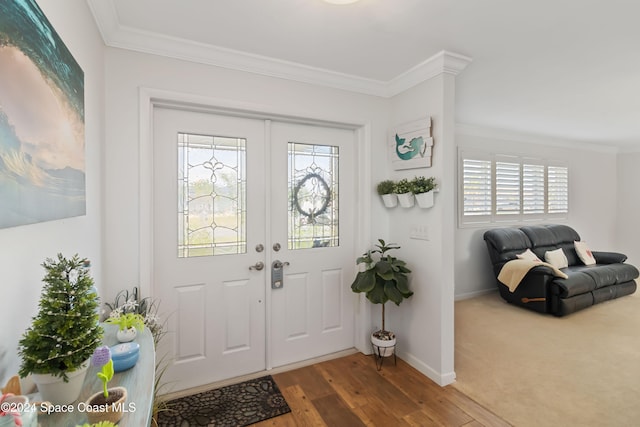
left=87, top=0, right=471, bottom=98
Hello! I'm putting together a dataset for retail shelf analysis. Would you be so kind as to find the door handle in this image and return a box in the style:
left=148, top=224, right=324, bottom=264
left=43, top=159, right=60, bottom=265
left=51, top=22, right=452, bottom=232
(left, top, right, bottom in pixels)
left=273, top=260, right=290, bottom=269
left=249, top=261, right=265, bottom=271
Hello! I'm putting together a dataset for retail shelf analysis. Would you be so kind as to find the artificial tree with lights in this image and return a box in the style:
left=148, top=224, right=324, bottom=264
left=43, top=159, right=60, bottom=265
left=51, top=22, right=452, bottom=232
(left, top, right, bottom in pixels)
left=18, top=254, right=103, bottom=400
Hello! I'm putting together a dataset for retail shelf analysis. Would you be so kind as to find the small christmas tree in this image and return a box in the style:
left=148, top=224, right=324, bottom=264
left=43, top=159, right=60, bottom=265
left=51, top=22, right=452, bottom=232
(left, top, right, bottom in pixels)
left=18, top=253, right=103, bottom=382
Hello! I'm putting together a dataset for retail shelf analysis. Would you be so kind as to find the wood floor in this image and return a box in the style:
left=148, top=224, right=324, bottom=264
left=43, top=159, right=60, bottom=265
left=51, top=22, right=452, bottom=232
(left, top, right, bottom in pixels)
left=254, top=353, right=511, bottom=427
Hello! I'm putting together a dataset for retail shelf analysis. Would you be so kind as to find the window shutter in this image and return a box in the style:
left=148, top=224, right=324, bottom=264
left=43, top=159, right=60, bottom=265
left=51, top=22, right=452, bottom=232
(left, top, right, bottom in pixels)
left=523, top=163, right=545, bottom=214
left=547, top=166, right=569, bottom=213
left=462, top=158, right=492, bottom=216
left=495, top=161, right=520, bottom=215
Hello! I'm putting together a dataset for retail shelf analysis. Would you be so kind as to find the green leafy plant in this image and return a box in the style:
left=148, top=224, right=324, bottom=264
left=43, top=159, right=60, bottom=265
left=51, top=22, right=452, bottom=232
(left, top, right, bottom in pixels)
left=376, top=180, right=396, bottom=195
left=104, top=287, right=171, bottom=425
left=105, top=312, right=146, bottom=331
left=104, top=287, right=165, bottom=345
left=18, top=254, right=103, bottom=381
left=393, top=178, right=412, bottom=194
left=410, top=176, right=436, bottom=194
left=351, top=240, right=413, bottom=337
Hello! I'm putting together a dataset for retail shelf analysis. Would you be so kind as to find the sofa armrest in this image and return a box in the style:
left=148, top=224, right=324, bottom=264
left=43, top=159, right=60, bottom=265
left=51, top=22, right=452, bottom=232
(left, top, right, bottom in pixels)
left=592, top=251, right=627, bottom=264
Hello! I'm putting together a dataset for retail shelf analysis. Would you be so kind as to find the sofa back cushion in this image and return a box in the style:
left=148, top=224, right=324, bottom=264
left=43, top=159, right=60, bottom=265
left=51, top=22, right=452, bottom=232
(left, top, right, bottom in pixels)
left=483, top=227, right=533, bottom=274
left=521, top=224, right=581, bottom=266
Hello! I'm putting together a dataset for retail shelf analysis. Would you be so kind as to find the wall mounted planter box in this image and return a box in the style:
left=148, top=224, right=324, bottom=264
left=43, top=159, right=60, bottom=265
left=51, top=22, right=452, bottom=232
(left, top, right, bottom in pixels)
left=415, top=191, right=434, bottom=208
left=397, top=192, right=415, bottom=208
left=381, top=194, right=398, bottom=208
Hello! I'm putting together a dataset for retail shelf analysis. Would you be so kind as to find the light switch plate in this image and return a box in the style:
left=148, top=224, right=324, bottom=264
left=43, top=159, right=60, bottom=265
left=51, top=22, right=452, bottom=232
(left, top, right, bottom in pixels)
left=410, top=224, right=430, bottom=240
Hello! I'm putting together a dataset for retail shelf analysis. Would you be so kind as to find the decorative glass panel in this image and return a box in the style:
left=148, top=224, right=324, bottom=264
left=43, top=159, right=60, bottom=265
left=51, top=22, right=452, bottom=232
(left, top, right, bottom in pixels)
left=288, top=143, right=339, bottom=250
left=178, top=133, right=246, bottom=257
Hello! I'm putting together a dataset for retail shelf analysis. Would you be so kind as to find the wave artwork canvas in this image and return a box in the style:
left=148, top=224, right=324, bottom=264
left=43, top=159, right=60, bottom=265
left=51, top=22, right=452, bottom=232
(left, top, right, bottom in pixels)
left=0, top=0, right=85, bottom=229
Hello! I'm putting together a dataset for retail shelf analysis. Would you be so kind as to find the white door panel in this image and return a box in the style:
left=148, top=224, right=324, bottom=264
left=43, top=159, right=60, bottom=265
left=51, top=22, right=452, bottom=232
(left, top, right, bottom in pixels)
left=269, top=122, right=356, bottom=367
left=153, top=108, right=266, bottom=391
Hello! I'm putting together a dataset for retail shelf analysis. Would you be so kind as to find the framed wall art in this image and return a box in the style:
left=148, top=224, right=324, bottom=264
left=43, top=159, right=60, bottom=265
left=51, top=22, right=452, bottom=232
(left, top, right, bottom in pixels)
left=389, top=117, right=433, bottom=170
left=0, top=0, right=85, bottom=229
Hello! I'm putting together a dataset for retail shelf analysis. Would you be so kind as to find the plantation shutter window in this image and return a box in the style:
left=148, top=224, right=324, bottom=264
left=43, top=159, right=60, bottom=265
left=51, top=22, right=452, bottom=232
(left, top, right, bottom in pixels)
left=495, top=160, right=521, bottom=215
left=523, top=163, right=545, bottom=214
left=458, top=150, right=569, bottom=226
left=462, top=158, right=492, bottom=216
left=547, top=165, right=569, bottom=214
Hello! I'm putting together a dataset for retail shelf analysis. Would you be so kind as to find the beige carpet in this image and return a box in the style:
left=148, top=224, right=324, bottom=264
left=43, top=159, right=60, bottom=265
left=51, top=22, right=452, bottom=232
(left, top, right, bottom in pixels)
left=454, top=290, right=640, bottom=427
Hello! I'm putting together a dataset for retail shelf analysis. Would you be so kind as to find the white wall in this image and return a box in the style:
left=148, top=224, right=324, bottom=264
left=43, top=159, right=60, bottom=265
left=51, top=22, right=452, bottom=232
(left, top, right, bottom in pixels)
left=617, top=151, right=640, bottom=266
left=383, top=73, right=457, bottom=385
left=0, top=0, right=104, bottom=385
left=454, top=127, right=620, bottom=299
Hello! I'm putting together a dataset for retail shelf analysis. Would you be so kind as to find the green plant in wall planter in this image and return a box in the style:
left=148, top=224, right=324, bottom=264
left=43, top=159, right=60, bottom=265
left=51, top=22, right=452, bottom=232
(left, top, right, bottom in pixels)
left=351, top=240, right=413, bottom=363
left=18, top=254, right=103, bottom=405
left=394, top=179, right=414, bottom=208
left=377, top=180, right=398, bottom=208
left=411, top=176, right=437, bottom=209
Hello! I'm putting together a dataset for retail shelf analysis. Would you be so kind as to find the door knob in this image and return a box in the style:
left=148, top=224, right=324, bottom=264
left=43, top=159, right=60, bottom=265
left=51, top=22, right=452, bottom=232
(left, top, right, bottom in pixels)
left=249, top=261, right=265, bottom=271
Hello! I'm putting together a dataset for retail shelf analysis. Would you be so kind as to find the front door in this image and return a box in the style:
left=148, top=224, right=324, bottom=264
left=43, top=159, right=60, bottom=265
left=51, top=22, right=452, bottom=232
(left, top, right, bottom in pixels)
left=153, top=107, right=355, bottom=391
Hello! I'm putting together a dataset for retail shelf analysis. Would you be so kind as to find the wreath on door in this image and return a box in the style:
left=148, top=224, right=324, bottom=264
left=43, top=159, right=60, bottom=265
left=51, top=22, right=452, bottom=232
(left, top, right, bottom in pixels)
left=292, top=173, right=331, bottom=224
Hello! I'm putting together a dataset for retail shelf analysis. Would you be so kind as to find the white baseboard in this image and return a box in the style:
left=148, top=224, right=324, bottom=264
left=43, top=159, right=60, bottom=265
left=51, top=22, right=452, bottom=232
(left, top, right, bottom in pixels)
left=398, top=350, right=457, bottom=386
left=455, top=287, right=496, bottom=301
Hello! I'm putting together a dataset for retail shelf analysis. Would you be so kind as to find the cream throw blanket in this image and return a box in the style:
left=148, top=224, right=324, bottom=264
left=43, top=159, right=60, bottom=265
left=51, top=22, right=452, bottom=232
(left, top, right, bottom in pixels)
left=498, top=259, right=569, bottom=292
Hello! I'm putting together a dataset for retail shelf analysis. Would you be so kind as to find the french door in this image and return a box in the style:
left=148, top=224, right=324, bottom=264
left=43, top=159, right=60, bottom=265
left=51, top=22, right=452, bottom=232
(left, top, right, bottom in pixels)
left=153, top=107, right=356, bottom=391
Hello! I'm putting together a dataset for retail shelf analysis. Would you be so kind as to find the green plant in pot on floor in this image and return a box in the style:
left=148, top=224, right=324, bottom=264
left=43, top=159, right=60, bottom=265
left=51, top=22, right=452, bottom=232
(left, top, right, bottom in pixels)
left=351, top=239, right=413, bottom=354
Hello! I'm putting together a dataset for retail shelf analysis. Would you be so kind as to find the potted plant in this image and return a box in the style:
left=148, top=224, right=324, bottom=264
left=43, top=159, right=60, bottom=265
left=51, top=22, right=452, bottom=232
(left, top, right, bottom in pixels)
left=351, top=240, right=413, bottom=359
left=394, top=179, right=414, bottom=208
left=83, top=346, right=127, bottom=425
left=18, top=254, right=103, bottom=405
left=105, top=312, right=145, bottom=342
left=103, top=287, right=169, bottom=425
left=411, top=176, right=437, bottom=208
left=376, top=180, right=397, bottom=208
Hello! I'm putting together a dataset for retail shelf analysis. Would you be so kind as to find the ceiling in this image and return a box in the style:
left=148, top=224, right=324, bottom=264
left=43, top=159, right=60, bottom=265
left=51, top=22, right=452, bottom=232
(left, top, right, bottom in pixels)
left=87, top=0, right=640, bottom=149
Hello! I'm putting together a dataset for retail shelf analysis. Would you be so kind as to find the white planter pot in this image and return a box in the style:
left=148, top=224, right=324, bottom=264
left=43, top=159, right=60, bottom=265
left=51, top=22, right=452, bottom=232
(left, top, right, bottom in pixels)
left=31, top=360, right=90, bottom=405
left=397, top=192, right=414, bottom=208
left=380, top=193, right=398, bottom=208
left=371, top=332, right=396, bottom=357
left=415, top=191, right=434, bottom=208
left=117, top=327, right=137, bottom=342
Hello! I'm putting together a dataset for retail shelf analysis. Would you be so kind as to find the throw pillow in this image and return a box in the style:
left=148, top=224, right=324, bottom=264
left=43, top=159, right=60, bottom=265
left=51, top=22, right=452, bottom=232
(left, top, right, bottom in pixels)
left=574, top=240, right=596, bottom=265
left=516, top=248, right=541, bottom=262
left=545, top=248, right=568, bottom=269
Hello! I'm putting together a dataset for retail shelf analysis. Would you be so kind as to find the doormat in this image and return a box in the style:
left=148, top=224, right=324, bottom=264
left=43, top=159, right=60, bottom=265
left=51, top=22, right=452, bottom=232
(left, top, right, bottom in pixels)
left=156, top=375, right=291, bottom=427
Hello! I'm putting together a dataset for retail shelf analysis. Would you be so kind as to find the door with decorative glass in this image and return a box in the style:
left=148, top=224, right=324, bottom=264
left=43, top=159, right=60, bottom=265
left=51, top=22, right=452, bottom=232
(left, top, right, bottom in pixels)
left=269, top=122, right=355, bottom=368
left=153, top=108, right=355, bottom=391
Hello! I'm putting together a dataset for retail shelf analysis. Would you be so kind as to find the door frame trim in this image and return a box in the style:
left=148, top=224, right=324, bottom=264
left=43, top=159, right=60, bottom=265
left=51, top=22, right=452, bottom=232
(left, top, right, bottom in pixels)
left=139, top=87, right=373, bottom=356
